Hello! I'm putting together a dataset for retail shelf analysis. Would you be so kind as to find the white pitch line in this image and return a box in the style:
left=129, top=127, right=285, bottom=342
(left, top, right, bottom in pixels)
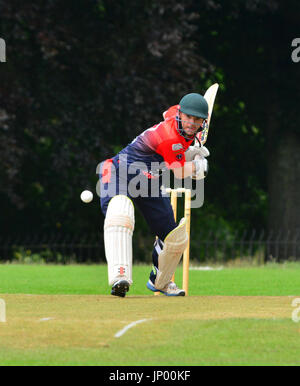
left=114, top=319, right=151, bottom=338
left=190, top=266, right=223, bottom=271
left=38, top=317, right=54, bottom=322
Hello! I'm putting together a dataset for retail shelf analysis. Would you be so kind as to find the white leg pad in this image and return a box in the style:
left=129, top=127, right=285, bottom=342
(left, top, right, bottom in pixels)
left=104, top=195, right=135, bottom=285
left=155, top=218, right=188, bottom=290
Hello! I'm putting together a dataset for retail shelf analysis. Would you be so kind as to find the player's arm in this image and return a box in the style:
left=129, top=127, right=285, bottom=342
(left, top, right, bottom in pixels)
left=172, top=161, right=194, bottom=179
left=172, top=158, right=208, bottom=180
left=156, top=142, right=208, bottom=179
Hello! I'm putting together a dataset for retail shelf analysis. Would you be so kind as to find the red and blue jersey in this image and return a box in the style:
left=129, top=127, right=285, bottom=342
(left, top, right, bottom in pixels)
left=117, top=105, right=194, bottom=170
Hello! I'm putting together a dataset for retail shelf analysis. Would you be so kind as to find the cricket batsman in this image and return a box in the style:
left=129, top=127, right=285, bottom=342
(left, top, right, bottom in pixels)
left=99, top=93, right=210, bottom=297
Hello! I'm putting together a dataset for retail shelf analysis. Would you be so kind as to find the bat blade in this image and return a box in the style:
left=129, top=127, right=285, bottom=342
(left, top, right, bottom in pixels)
left=196, top=83, right=219, bottom=146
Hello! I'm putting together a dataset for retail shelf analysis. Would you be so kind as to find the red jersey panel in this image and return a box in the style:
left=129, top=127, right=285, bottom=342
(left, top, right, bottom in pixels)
left=129, top=105, right=194, bottom=169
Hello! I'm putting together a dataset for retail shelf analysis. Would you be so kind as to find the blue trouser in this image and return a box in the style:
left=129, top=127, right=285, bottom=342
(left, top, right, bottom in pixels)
left=99, top=157, right=177, bottom=283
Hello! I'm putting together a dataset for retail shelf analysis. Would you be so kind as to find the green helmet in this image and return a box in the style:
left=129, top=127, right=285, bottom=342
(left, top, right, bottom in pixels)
left=179, top=93, right=208, bottom=119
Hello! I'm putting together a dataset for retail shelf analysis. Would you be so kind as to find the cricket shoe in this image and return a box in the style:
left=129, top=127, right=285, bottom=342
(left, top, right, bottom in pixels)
left=146, top=280, right=185, bottom=297
left=111, top=279, right=130, bottom=298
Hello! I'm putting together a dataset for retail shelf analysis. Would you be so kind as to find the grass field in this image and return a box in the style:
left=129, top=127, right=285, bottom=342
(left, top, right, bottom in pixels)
left=0, top=263, right=300, bottom=366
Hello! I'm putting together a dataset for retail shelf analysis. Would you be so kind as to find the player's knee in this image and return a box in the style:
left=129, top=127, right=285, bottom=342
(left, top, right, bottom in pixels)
left=104, top=195, right=135, bottom=233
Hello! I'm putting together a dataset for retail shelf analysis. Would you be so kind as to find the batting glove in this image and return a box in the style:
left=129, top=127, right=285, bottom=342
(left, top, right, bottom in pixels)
left=185, top=145, right=210, bottom=162
left=192, top=158, right=209, bottom=180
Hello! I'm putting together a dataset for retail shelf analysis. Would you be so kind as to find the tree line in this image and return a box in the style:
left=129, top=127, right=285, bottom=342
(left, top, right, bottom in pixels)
left=0, top=0, right=299, bottom=260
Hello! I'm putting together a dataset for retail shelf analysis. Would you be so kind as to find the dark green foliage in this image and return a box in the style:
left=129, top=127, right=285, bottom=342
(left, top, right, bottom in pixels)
left=0, top=0, right=299, bottom=261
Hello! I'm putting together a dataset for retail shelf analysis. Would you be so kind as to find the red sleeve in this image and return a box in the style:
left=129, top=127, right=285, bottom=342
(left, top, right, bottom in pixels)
left=156, top=140, right=186, bottom=169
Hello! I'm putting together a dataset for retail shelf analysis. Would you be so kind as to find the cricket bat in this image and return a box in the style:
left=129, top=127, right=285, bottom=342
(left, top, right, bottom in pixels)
left=195, top=83, right=219, bottom=147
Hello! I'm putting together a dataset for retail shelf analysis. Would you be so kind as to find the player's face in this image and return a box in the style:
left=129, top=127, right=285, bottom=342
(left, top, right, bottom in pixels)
left=179, top=112, right=204, bottom=137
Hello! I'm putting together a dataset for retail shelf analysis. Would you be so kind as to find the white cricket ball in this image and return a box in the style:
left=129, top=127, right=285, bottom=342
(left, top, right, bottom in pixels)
left=80, top=190, right=93, bottom=203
